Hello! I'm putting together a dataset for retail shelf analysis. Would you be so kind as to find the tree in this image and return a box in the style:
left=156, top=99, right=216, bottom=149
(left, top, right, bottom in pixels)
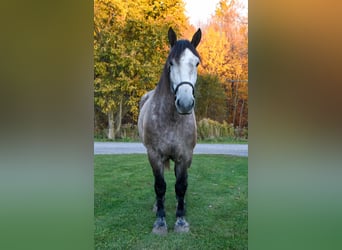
left=198, top=25, right=230, bottom=79
left=197, top=0, right=248, bottom=128
left=94, top=0, right=187, bottom=138
left=195, top=74, right=227, bottom=122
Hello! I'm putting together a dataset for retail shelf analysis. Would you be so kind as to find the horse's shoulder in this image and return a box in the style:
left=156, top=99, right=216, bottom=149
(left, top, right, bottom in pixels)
left=139, top=89, right=155, bottom=110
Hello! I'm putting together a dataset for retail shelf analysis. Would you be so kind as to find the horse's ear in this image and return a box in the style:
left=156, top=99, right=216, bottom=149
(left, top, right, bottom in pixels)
left=191, top=28, right=202, bottom=48
left=168, top=27, right=177, bottom=47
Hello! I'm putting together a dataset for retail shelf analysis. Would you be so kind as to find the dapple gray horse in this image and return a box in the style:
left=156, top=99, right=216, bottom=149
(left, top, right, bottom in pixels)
left=138, top=27, right=201, bottom=235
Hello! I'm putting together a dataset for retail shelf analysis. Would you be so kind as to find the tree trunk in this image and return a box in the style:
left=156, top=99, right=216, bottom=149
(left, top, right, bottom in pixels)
left=232, top=82, right=239, bottom=127
left=115, top=98, right=123, bottom=138
left=107, top=110, right=114, bottom=139
left=238, top=99, right=245, bottom=136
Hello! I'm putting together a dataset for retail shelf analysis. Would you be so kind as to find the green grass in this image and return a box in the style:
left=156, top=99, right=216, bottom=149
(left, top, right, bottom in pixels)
left=95, top=154, right=248, bottom=249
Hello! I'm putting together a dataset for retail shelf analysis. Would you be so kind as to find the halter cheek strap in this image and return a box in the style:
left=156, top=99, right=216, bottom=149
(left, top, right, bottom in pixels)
left=173, top=82, right=195, bottom=96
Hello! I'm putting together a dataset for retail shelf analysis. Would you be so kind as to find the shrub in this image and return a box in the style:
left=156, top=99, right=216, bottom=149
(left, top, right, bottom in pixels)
left=197, top=118, right=235, bottom=140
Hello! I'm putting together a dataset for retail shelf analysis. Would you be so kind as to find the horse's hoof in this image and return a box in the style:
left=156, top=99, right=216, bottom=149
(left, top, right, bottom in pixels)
left=174, top=217, right=190, bottom=233
left=152, top=217, right=168, bottom=235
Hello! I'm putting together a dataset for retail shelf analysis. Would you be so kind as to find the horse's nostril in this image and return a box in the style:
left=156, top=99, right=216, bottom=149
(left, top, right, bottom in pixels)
left=176, top=99, right=180, bottom=106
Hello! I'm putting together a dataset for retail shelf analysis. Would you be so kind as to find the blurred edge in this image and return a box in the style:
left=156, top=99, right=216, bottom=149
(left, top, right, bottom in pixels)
left=0, top=1, right=93, bottom=250
left=250, top=0, right=342, bottom=249
left=1, top=0, right=342, bottom=249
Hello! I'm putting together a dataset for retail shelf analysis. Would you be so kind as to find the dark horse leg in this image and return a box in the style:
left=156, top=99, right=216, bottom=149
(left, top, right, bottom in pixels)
left=174, top=159, right=191, bottom=232
left=148, top=152, right=168, bottom=235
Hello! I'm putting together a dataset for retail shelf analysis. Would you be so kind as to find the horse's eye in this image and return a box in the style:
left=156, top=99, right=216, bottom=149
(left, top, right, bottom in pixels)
left=169, top=61, right=173, bottom=66
left=196, top=62, right=200, bottom=67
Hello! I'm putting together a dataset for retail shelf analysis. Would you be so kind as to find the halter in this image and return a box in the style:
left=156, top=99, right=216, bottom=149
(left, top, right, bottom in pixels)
left=173, top=82, right=195, bottom=97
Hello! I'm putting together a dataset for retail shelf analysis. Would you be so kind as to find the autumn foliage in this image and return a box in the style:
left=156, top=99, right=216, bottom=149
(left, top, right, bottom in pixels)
left=94, top=0, right=248, bottom=139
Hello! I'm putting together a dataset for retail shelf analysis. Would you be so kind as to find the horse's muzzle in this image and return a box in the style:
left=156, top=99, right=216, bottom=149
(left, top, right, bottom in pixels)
left=175, top=99, right=194, bottom=114
left=174, top=81, right=195, bottom=114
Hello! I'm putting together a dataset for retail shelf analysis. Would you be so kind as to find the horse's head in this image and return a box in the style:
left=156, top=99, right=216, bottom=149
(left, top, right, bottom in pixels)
left=167, top=27, right=201, bottom=115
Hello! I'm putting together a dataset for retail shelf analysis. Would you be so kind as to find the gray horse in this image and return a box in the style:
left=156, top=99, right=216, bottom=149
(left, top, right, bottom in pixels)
left=138, top=27, right=201, bottom=235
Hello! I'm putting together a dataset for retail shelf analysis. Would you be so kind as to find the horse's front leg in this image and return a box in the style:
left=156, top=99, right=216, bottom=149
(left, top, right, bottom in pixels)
left=174, top=159, right=191, bottom=233
left=148, top=152, right=168, bottom=235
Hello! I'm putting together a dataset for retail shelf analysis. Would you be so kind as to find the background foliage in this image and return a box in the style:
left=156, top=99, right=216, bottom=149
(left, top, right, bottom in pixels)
left=94, top=0, right=248, bottom=139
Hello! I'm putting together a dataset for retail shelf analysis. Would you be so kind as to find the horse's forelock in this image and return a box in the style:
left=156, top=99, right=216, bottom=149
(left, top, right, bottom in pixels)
left=168, top=40, right=200, bottom=63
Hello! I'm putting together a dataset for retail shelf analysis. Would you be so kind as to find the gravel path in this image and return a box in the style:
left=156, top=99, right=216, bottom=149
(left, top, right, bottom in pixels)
left=94, top=142, right=248, bottom=157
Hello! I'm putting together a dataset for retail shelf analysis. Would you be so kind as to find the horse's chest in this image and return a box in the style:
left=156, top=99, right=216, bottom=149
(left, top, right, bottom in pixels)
left=162, top=120, right=196, bottom=146
left=143, top=103, right=196, bottom=152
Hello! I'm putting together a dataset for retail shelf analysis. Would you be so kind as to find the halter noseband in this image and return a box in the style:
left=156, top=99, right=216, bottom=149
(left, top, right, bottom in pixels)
left=173, top=82, right=195, bottom=97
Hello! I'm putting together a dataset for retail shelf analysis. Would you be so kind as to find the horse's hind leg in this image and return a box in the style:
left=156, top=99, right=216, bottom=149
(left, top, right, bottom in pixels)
left=174, top=160, right=190, bottom=233
left=148, top=152, right=168, bottom=235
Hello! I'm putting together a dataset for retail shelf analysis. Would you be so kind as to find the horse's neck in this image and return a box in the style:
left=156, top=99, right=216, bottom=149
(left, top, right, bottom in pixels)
left=154, top=76, right=177, bottom=117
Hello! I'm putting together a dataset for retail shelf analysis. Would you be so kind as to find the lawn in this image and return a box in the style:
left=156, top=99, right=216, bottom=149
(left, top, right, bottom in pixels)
left=95, top=154, right=248, bottom=249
